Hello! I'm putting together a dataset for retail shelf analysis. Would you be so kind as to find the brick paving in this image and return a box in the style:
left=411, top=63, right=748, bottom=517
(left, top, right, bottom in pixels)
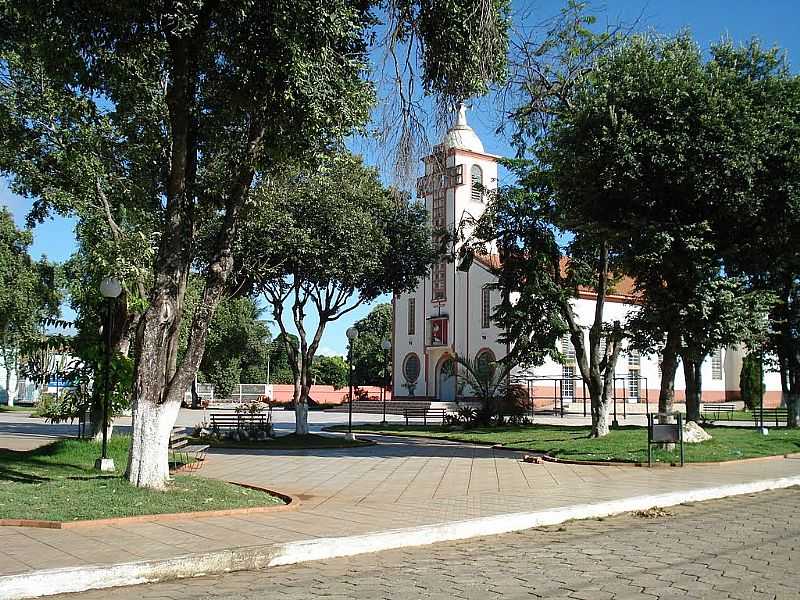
left=50, top=487, right=800, bottom=599
left=2, top=411, right=800, bottom=587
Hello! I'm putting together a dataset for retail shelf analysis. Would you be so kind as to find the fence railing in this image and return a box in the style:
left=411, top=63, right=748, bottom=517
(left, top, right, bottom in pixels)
left=182, top=382, right=215, bottom=405
left=233, top=383, right=273, bottom=403
left=511, top=376, right=650, bottom=422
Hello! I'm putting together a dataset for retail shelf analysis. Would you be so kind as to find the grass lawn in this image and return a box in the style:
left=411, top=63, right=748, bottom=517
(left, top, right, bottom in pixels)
left=330, top=424, right=800, bottom=464
left=190, top=433, right=373, bottom=450
left=0, top=404, right=33, bottom=413
left=0, top=436, right=283, bottom=522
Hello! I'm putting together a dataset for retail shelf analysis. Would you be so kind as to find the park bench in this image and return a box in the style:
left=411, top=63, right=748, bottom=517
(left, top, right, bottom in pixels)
left=753, top=407, right=788, bottom=427
left=403, top=408, right=447, bottom=426
left=168, top=428, right=209, bottom=472
left=700, top=403, right=736, bottom=422
left=210, top=412, right=268, bottom=431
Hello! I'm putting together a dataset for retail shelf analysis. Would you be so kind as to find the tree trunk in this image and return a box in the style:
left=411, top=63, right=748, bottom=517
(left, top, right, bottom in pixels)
left=787, top=393, right=799, bottom=428
left=681, top=355, right=703, bottom=423
left=294, top=400, right=310, bottom=436
left=1, top=341, right=16, bottom=407
left=592, top=397, right=610, bottom=437
left=89, top=397, right=118, bottom=440
left=91, top=421, right=113, bottom=442
left=126, top=396, right=181, bottom=489
left=589, top=379, right=609, bottom=437
left=658, top=328, right=681, bottom=420
left=294, top=362, right=311, bottom=435
left=191, top=378, right=200, bottom=409
left=787, top=366, right=799, bottom=428
left=564, top=241, right=622, bottom=438
left=4, top=366, right=14, bottom=407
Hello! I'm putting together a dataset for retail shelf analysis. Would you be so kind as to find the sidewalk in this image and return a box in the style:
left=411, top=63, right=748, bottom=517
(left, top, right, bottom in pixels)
left=2, top=432, right=800, bottom=598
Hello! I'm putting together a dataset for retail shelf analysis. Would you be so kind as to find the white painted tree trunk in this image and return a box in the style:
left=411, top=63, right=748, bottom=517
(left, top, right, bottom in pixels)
left=592, top=398, right=610, bottom=437
left=4, top=367, right=15, bottom=407
left=126, top=398, right=181, bottom=490
left=91, top=421, right=114, bottom=442
left=295, top=401, right=309, bottom=436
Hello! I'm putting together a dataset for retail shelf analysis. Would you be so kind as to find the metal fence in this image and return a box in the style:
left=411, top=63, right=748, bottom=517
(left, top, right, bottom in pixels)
left=511, top=375, right=650, bottom=422
left=182, top=382, right=215, bottom=405
left=232, top=383, right=273, bottom=403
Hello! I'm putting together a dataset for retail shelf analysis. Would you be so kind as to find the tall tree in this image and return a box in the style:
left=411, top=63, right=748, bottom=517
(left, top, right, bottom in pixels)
left=540, top=33, right=772, bottom=424
left=244, top=154, right=436, bottom=434
left=178, top=276, right=270, bottom=397
left=462, top=1, right=627, bottom=437
left=468, top=167, right=625, bottom=438
left=0, top=208, right=59, bottom=405
left=710, top=41, right=800, bottom=426
left=311, top=356, right=349, bottom=389
left=352, top=303, right=393, bottom=387
left=0, top=1, right=509, bottom=488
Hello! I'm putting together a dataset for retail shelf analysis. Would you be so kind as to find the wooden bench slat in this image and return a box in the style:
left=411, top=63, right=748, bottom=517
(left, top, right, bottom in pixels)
left=169, top=428, right=209, bottom=472
left=403, top=408, right=447, bottom=425
left=182, top=444, right=210, bottom=453
left=209, top=413, right=268, bottom=429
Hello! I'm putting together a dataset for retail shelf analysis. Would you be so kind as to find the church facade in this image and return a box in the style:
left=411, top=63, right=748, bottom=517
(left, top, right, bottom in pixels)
left=390, top=109, right=782, bottom=408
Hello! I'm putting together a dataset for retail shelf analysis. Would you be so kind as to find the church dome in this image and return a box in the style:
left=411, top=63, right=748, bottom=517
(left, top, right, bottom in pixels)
left=442, top=105, right=484, bottom=153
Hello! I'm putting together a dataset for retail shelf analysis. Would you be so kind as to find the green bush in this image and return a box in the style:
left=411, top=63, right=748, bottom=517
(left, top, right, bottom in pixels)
left=33, top=393, right=75, bottom=422
left=740, top=354, right=764, bottom=410
left=32, top=393, right=58, bottom=418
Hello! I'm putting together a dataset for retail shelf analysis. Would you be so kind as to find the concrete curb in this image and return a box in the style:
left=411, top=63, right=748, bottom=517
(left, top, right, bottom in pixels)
left=3, top=475, right=799, bottom=599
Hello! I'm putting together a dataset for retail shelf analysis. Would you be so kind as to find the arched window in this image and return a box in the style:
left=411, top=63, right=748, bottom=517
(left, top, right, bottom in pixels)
left=403, top=353, right=421, bottom=383
left=475, top=349, right=496, bottom=375
left=471, top=165, right=483, bottom=202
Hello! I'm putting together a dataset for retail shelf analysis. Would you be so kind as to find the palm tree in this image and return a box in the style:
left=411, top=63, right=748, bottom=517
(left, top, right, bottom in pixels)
left=446, top=355, right=513, bottom=423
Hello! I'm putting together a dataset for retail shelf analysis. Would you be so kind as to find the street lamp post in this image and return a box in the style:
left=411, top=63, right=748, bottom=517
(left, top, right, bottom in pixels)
left=346, top=327, right=359, bottom=440
left=380, top=339, right=391, bottom=425
left=95, top=277, right=122, bottom=472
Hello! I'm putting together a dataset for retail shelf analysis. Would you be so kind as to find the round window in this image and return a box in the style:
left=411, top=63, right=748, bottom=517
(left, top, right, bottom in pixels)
left=403, top=353, right=421, bottom=383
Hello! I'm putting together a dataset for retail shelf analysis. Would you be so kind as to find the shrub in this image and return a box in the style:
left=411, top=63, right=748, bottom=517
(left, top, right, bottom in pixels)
left=740, top=354, right=764, bottom=410
left=456, top=406, right=479, bottom=427
left=498, top=384, right=530, bottom=417
left=33, top=392, right=87, bottom=424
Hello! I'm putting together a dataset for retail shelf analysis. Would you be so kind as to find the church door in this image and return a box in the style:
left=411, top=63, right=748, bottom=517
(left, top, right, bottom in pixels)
left=438, top=358, right=456, bottom=402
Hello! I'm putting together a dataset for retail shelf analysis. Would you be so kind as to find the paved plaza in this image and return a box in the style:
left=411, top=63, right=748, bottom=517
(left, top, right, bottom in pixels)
left=1, top=409, right=799, bottom=598
left=48, top=487, right=800, bottom=599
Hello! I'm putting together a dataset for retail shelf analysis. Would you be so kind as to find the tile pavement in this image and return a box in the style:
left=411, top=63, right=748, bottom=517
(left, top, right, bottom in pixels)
left=45, top=487, right=800, bottom=599
left=1, top=428, right=799, bottom=582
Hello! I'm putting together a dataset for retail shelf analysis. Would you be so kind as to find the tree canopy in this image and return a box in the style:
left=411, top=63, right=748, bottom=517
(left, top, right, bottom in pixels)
left=178, top=277, right=271, bottom=397
left=0, top=0, right=510, bottom=487
left=0, top=208, right=59, bottom=405
left=352, top=303, right=393, bottom=387
left=248, top=153, right=436, bottom=433
left=542, top=33, right=775, bottom=421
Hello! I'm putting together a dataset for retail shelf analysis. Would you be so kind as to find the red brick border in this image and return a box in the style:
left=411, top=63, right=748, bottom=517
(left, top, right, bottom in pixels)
left=0, top=482, right=298, bottom=529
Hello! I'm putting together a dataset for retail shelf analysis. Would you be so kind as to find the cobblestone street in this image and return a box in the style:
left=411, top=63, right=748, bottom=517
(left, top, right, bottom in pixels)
left=57, top=487, right=800, bottom=600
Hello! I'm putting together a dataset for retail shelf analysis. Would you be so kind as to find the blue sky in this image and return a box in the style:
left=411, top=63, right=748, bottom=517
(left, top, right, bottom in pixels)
left=2, top=0, right=799, bottom=355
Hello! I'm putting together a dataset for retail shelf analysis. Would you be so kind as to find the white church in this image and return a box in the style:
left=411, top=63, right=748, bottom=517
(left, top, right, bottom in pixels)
left=389, top=108, right=783, bottom=409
